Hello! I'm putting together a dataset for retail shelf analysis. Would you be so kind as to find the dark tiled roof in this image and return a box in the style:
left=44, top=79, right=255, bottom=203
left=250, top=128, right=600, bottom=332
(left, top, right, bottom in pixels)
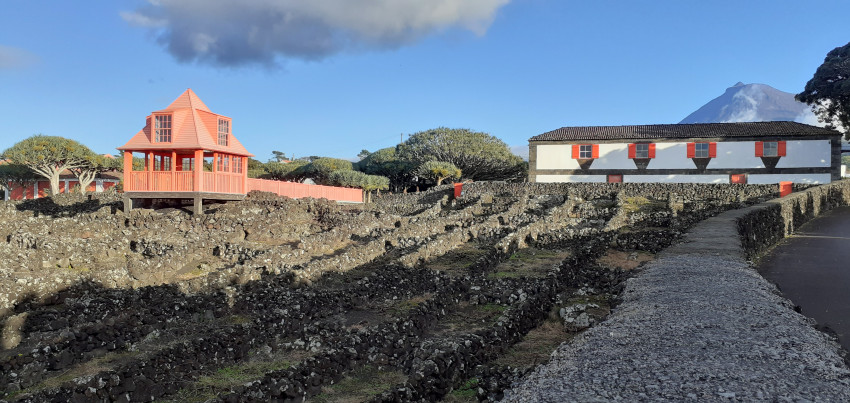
left=529, top=122, right=840, bottom=141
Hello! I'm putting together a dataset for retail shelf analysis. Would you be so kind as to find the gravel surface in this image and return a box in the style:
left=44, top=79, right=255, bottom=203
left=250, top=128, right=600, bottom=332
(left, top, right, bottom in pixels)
left=505, top=207, right=850, bottom=402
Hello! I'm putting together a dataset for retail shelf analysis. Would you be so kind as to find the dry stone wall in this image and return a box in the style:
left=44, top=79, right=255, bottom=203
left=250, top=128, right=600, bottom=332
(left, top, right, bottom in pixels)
left=738, top=179, right=850, bottom=259
left=0, top=181, right=795, bottom=402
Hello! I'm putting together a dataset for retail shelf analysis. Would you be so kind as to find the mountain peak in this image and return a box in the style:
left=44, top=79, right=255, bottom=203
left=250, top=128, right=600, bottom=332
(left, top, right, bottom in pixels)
left=681, top=83, right=818, bottom=125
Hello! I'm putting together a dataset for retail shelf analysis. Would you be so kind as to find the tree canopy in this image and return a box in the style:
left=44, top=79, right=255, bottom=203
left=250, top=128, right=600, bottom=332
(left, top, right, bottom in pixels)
left=797, top=41, right=850, bottom=139
left=69, top=154, right=121, bottom=195
left=397, top=127, right=526, bottom=181
left=2, top=135, right=96, bottom=195
left=0, top=163, right=39, bottom=193
left=416, top=160, right=461, bottom=186
left=263, top=160, right=309, bottom=180
left=327, top=169, right=388, bottom=202
left=355, top=147, right=415, bottom=192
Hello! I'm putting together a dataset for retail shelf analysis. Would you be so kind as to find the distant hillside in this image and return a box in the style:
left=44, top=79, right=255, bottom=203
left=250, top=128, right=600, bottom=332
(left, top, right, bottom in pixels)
left=680, top=82, right=818, bottom=125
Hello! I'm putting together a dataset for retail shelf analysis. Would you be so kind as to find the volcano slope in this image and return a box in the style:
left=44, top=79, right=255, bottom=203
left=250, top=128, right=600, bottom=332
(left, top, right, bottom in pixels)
left=0, top=183, right=779, bottom=402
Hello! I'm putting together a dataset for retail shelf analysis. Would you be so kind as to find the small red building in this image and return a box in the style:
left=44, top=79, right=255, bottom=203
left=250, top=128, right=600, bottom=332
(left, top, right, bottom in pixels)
left=119, top=89, right=362, bottom=213
left=118, top=89, right=254, bottom=213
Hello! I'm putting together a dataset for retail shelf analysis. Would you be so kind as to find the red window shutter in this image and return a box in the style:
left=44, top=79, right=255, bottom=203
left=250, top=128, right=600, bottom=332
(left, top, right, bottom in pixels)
left=755, top=141, right=763, bottom=157
left=592, top=144, right=599, bottom=159
left=572, top=144, right=580, bottom=159
left=709, top=142, right=717, bottom=158
left=628, top=144, right=636, bottom=159
left=648, top=143, right=656, bottom=158
left=778, top=141, right=786, bottom=156
left=687, top=143, right=695, bottom=158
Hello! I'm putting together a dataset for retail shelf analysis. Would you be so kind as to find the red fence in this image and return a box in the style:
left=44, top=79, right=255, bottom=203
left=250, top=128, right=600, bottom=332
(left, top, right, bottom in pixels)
left=247, top=178, right=363, bottom=203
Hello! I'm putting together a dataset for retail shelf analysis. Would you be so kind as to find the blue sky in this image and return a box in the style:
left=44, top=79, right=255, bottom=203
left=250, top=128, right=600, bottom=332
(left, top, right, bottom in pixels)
left=1, top=0, right=848, bottom=161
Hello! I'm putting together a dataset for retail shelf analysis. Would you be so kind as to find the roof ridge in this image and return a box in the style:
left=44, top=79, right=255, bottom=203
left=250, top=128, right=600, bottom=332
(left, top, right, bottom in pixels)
left=531, top=121, right=839, bottom=142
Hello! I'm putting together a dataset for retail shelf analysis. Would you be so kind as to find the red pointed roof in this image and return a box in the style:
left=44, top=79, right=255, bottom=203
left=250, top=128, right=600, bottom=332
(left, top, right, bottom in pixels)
left=118, top=89, right=254, bottom=157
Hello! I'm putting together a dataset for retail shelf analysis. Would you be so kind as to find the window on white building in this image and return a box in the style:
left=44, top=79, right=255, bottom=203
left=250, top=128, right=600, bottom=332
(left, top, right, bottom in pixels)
left=762, top=141, right=778, bottom=157
left=694, top=143, right=710, bottom=158
left=635, top=143, right=649, bottom=158
left=579, top=144, right=592, bottom=159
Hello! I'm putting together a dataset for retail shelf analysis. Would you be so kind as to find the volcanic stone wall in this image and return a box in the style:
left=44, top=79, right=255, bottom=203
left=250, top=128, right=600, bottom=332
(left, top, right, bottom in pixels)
left=738, top=179, right=850, bottom=259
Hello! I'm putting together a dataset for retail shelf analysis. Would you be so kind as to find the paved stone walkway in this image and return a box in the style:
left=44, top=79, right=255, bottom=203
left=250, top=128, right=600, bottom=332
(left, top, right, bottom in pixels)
left=505, top=207, right=850, bottom=402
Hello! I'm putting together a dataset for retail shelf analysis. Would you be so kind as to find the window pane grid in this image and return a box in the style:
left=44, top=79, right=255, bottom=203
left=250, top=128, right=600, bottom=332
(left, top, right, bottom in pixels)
left=155, top=115, right=172, bottom=143
left=763, top=142, right=778, bottom=157
left=695, top=143, right=709, bottom=158
left=635, top=143, right=649, bottom=159
left=218, top=119, right=229, bottom=146
left=233, top=157, right=242, bottom=173
left=579, top=145, right=592, bottom=159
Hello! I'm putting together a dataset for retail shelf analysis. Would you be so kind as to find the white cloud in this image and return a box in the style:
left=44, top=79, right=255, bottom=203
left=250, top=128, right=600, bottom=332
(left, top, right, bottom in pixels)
left=793, top=108, right=822, bottom=127
left=0, top=45, right=38, bottom=69
left=122, top=0, right=511, bottom=67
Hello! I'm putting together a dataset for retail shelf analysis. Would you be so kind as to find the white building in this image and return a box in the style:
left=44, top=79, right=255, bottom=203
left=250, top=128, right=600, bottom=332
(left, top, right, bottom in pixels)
left=528, top=122, right=842, bottom=184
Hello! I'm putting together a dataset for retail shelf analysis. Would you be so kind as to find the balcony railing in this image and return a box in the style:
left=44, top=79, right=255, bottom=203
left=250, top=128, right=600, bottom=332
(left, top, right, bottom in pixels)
left=125, top=171, right=242, bottom=194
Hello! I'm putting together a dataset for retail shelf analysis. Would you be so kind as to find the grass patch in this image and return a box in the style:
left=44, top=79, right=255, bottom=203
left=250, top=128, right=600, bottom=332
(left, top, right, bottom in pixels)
left=621, top=196, right=666, bottom=214
left=427, top=243, right=490, bottom=275
left=310, top=365, right=406, bottom=402
left=386, top=294, right=431, bottom=317
left=492, top=308, right=571, bottom=369
left=433, top=302, right=507, bottom=335
left=8, top=350, right=142, bottom=400
left=489, top=248, right=569, bottom=280
left=476, top=303, right=506, bottom=314
left=167, top=351, right=308, bottom=403
left=597, top=249, right=655, bottom=271
left=445, top=378, right=479, bottom=402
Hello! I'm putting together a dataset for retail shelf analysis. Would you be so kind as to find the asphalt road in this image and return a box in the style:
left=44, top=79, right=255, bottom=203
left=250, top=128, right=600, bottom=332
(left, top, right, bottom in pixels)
left=758, top=206, right=850, bottom=351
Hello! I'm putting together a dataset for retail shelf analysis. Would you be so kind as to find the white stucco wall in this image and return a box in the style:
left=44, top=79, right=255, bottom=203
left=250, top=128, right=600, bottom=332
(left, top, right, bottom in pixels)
left=536, top=174, right=607, bottom=183
left=747, top=174, right=832, bottom=184
left=535, top=140, right=832, bottom=170
left=535, top=145, right=581, bottom=170
left=623, top=175, right=729, bottom=184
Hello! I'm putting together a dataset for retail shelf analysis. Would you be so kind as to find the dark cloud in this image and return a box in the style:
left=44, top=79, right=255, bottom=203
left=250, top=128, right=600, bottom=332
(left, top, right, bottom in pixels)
left=123, top=0, right=511, bottom=68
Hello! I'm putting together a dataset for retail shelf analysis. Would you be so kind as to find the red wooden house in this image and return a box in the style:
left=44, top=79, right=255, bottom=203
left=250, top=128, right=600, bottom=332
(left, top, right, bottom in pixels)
left=118, top=89, right=253, bottom=213
left=118, top=89, right=362, bottom=213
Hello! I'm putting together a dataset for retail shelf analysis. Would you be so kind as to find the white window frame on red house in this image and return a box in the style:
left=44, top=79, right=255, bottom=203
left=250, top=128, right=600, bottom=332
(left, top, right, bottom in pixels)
left=218, top=119, right=230, bottom=146
left=154, top=115, right=172, bottom=143
left=233, top=156, right=242, bottom=174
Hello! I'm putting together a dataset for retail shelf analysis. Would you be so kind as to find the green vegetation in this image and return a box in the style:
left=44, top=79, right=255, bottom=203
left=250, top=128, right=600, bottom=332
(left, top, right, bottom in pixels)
left=169, top=359, right=296, bottom=402
left=415, top=160, right=461, bottom=186
left=842, top=155, right=850, bottom=166
left=263, top=159, right=309, bottom=180
left=508, top=248, right=561, bottom=262
left=0, top=163, right=39, bottom=194
left=448, top=378, right=479, bottom=401
left=355, top=147, right=414, bottom=192
left=621, top=196, right=666, bottom=213
left=398, top=127, right=526, bottom=182
left=475, top=303, right=506, bottom=314
left=311, top=365, right=405, bottom=402
left=69, top=154, right=122, bottom=195
left=2, top=135, right=99, bottom=195
left=797, top=40, right=850, bottom=140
